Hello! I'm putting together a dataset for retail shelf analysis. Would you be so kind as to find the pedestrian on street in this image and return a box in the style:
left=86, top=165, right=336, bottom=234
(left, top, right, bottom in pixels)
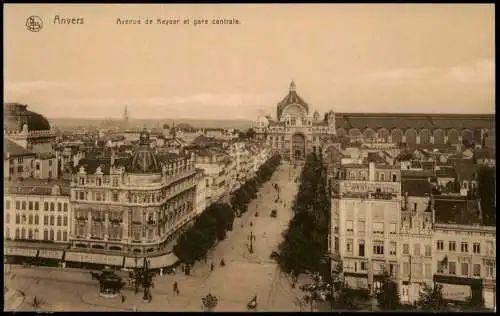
left=160, top=268, right=163, bottom=277
left=121, top=295, right=126, bottom=303
left=210, top=263, right=214, bottom=272
left=173, top=281, right=179, bottom=295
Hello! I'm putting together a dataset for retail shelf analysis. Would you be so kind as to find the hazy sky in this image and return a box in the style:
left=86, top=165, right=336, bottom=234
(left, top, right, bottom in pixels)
left=4, top=4, right=495, bottom=119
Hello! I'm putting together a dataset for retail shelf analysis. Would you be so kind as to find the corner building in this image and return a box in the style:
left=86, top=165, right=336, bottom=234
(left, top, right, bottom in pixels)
left=330, top=162, right=402, bottom=293
left=70, top=131, right=198, bottom=261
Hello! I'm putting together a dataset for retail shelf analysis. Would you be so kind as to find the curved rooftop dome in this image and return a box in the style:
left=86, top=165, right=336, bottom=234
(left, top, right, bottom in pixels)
left=128, top=129, right=162, bottom=173
left=4, top=103, right=51, bottom=132
left=276, top=81, right=309, bottom=120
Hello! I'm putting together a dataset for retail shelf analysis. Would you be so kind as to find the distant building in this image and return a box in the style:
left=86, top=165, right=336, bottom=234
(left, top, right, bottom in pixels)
left=253, top=84, right=494, bottom=161
left=254, top=81, right=337, bottom=161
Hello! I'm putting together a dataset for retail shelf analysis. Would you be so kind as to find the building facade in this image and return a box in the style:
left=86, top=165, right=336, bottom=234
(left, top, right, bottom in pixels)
left=254, top=81, right=337, bottom=161
left=432, top=195, right=496, bottom=309
left=69, top=131, right=198, bottom=259
left=330, top=162, right=402, bottom=293
left=399, top=177, right=435, bottom=303
left=253, top=84, right=494, bottom=161
left=4, top=180, right=72, bottom=243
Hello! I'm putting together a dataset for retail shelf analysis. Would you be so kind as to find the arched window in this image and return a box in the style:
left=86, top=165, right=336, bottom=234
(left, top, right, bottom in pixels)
left=15, top=228, right=20, bottom=239
left=44, top=230, right=48, bottom=240
left=392, top=174, right=397, bottom=182
left=5, top=227, right=10, bottom=239
left=28, top=229, right=33, bottom=240
left=57, top=230, right=61, bottom=241
left=34, top=229, right=39, bottom=239
left=380, top=173, right=385, bottom=181
left=50, top=229, right=54, bottom=241
left=57, top=216, right=62, bottom=226
left=21, top=228, right=26, bottom=239
left=35, top=214, right=39, bottom=225
left=50, top=215, right=55, bottom=226
left=6, top=213, right=10, bottom=224
left=29, top=214, right=33, bottom=225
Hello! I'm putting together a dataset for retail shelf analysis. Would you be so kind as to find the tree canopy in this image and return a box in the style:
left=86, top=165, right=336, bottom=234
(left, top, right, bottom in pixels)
left=279, top=153, right=331, bottom=278
left=477, top=166, right=495, bottom=226
left=416, top=283, right=448, bottom=312
left=174, top=153, right=281, bottom=264
left=375, top=272, right=401, bottom=311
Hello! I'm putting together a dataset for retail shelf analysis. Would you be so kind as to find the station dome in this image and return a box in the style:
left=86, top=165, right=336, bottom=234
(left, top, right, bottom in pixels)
left=4, top=103, right=51, bottom=132
left=128, top=129, right=162, bottom=173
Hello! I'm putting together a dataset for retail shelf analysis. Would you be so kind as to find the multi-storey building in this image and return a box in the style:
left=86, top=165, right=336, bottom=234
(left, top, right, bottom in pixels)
left=330, top=162, right=402, bottom=293
left=4, top=103, right=56, bottom=153
left=68, top=130, right=198, bottom=267
left=194, top=171, right=209, bottom=216
left=4, top=103, right=59, bottom=180
left=4, top=179, right=71, bottom=243
left=399, top=175, right=435, bottom=303
left=193, top=149, right=231, bottom=204
left=254, top=81, right=337, bottom=161
left=432, top=195, right=496, bottom=309
left=253, top=83, right=494, bottom=162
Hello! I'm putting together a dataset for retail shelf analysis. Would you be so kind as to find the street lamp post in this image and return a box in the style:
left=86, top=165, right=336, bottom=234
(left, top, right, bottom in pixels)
left=248, top=231, right=255, bottom=254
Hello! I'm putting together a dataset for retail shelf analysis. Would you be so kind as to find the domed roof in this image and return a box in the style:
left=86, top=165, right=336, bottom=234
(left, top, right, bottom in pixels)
left=276, top=81, right=309, bottom=120
left=4, top=103, right=51, bottom=132
left=128, top=130, right=162, bottom=173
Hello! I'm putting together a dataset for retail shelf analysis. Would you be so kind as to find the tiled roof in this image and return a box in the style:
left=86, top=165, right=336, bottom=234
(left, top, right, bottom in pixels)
left=75, top=158, right=114, bottom=174
left=37, top=152, right=56, bottom=159
left=435, top=166, right=456, bottom=179
left=410, top=160, right=423, bottom=169
left=192, top=135, right=217, bottom=146
left=433, top=196, right=481, bottom=225
left=367, top=152, right=386, bottom=164
left=402, top=170, right=434, bottom=179
left=4, top=138, right=35, bottom=157
left=453, top=159, right=476, bottom=182
left=402, top=178, right=432, bottom=197
left=334, top=113, right=494, bottom=132
left=475, top=148, right=496, bottom=160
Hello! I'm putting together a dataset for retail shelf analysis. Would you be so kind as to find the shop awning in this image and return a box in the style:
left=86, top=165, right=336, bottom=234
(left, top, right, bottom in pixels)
left=38, top=249, right=64, bottom=260
left=5, top=247, right=38, bottom=257
left=65, top=252, right=124, bottom=266
left=149, top=253, right=179, bottom=269
left=124, top=257, right=145, bottom=269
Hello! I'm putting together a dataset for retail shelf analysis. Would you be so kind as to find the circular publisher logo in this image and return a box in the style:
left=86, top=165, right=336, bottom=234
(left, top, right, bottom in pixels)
left=26, top=16, right=43, bottom=32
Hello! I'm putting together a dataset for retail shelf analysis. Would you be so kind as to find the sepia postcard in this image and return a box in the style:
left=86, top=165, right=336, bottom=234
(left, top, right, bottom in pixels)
left=3, top=3, right=495, bottom=313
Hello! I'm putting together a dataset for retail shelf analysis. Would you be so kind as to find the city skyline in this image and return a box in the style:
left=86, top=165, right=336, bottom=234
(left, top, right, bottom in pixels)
left=4, top=4, right=495, bottom=119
